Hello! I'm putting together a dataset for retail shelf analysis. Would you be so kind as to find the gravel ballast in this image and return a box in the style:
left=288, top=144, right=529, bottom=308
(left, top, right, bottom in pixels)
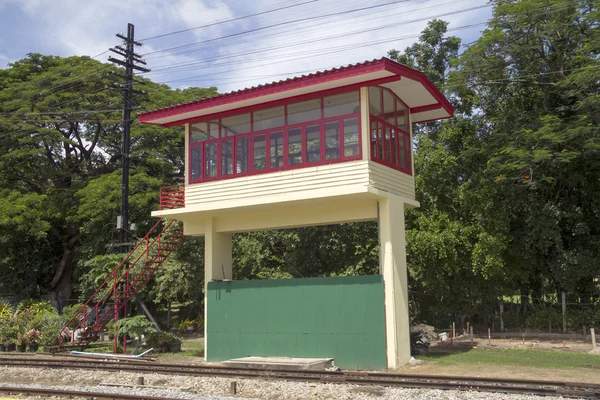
left=0, top=366, right=574, bottom=400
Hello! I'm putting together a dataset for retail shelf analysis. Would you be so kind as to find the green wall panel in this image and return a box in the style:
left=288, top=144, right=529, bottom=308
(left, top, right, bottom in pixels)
left=207, top=275, right=386, bottom=370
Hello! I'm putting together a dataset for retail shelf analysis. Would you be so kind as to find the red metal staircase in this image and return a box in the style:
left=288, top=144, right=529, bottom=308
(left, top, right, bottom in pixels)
left=60, top=218, right=184, bottom=351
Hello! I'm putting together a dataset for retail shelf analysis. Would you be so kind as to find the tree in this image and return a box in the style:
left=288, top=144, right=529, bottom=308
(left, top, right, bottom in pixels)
left=451, top=0, right=600, bottom=307
left=0, top=53, right=217, bottom=300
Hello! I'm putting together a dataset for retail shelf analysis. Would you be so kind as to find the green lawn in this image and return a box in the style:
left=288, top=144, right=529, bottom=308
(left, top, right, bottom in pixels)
left=427, top=347, right=600, bottom=369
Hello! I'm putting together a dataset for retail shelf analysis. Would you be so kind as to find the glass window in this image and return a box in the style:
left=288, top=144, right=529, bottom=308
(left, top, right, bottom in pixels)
left=323, top=91, right=359, bottom=118
left=325, top=121, right=340, bottom=160
left=396, top=98, right=409, bottom=132
left=253, top=107, right=284, bottom=132
left=343, top=117, right=359, bottom=157
left=370, top=120, right=377, bottom=159
left=222, top=113, right=250, bottom=136
left=253, top=134, right=267, bottom=171
left=205, top=142, right=217, bottom=178
left=287, top=99, right=321, bottom=125
left=236, top=137, right=249, bottom=173
left=385, top=126, right=392, bottom=163
left=383, top=89, right=396, bottom=126
left=270, top=131, right=284, bottom=169
left=190, top=122, right=214, bottom=142
left=288, top=128, right=302, bottom=166
left=191, top=145, right=202, bottom=181
left=390, top=130, right=397, bottom=166
left=369, top=87, right=382, bottom=117
left=222, top=140, right=233, bottom=175
left=306, top=124, right=320, bottom=163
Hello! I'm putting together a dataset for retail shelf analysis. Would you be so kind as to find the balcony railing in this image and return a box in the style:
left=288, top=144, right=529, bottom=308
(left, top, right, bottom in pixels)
left=159, top=185, right=185, bottom=210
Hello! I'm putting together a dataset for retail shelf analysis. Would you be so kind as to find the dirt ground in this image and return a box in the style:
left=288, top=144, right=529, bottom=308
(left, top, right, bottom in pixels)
left=449, top=335, right=598, bottom=352
left=400, top=362, right=600, bottom=384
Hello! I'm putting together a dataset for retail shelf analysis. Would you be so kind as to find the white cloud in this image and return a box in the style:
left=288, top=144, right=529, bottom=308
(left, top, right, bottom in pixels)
left=0, top=0, right=492, bottom=93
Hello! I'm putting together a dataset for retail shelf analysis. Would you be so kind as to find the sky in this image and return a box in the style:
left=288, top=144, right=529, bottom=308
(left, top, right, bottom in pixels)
left=0, top=0, right=493, bottom=93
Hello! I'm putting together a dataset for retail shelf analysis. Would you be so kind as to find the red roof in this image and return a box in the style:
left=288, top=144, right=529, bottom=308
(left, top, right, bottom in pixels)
left=138, top=58, right=454, bottom=126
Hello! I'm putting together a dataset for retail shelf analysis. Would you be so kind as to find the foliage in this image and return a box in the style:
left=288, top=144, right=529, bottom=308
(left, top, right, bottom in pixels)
left=116, top=315, right=157, bottom=354
left=60, top=302, right=84, bottom=329
left=0, top=302, right=14, bottom=320
left=0, top=53, right=217, bottom=301
left=147, top=331, right=181, bottom=348
left=37, top=313, right=67, bottom=346
left=16, top=299, right=56, bottom=316
left=17, top=328, right=42, bottom=345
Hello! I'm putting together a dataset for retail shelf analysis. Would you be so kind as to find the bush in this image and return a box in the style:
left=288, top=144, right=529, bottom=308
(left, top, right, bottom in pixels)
left=525, top=309, right=562, bottom=331
left=37, top=313, right=67, bottom=346
left=147, top=331, right=181, bottom=350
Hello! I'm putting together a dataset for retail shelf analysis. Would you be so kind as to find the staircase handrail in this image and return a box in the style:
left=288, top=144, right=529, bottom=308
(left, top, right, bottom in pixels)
left=74, top=223, right=184, bottom=345
left=60, top=218, right=166, bottom=334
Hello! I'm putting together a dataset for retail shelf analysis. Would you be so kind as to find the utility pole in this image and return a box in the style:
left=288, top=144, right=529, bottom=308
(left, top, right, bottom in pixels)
left=109, top=23, right=150, bottom=253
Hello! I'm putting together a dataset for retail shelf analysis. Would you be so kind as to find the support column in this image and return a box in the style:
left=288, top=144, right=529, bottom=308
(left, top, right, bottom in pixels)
left=378, top=194, right=410, bottom=368
left=204, top=217, right=232, bottom=360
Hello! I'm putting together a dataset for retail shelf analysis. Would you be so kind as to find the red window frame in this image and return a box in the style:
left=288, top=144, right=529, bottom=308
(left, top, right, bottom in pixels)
left=368, top=86, right=412, bottom=176
left=187, top=90, right=362, bottom=184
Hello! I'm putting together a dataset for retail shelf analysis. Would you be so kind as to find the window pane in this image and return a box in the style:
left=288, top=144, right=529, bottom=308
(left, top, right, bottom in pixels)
left=383, top=89, right=396, bottom=126
left=236, top=137, right=249, bottom=173
left=385, top=126, right=392, bottom=163
left=377, top=122, right=384, bottom=160
left=190, top=122, right=210, bottom=143
left=391, top=129, right=397, bottom=166
left=343, top=117, right=359, bottom=157
left=399, top=133, right=406, bottom=169
left=221, top=140, right=233, bottom=175
left=191, top=145, right=202, bottom=181
left=396, top=98, right=409, bottom=132
left=325, top=121, right=340, bottom=160
left=370, top=120, right=377, bottom=159
left=270, top=131, right=284, bottom=169
left=306, top=124, right=320, bottom=163
left=323, top=91, right=359, bottom=118
left=253, top=134, right=266, bottom=170
left=288, top=99, right=321, bottom=125
left=369, top=87, right=382, bottom=117
left=205, top=142, right=217, bottom=178
left=222, top=113, right=250, bottom=136
left=253, top=107, right=284, bottom=131
left=288, top=128, right=302, bottom=166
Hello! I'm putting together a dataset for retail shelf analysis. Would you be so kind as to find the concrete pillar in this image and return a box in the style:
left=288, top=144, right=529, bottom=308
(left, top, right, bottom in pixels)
left=378, top=194, right=411, bottom=368
left=204, top=217, right=232, bottom=359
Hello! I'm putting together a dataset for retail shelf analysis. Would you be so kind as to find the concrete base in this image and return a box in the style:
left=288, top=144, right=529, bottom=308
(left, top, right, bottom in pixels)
left=224, top=356, right=334, bottom=371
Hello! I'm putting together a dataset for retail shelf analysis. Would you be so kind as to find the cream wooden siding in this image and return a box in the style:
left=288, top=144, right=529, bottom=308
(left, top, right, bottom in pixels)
left=185, top=160, right=371, bottom=207
left=368, top=161, right=415, bottom=200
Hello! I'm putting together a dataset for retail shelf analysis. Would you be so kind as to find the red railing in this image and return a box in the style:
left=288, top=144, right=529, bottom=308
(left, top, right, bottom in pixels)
left=160, top=185, right=184, bottom=210
left=59, top=218, right=184, bottom=351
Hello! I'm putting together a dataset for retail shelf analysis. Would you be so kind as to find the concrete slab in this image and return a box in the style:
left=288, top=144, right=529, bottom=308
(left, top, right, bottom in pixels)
left=224, top=356, right=334, bottom=371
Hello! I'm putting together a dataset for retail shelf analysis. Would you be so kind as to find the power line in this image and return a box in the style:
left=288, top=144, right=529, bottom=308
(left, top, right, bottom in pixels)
left=139, top=0, right=319, bottom=41
left=143, top=0, right=417, bottom=57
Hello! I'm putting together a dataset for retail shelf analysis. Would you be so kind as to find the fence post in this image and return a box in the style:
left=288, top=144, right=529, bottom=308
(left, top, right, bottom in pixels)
left=591, top=328, right=597, bottom=350
left=562, top=291, right=567, bottom=333
left=452, top=322, right=456, bottom=339
left=470, top=326, right=474, bottom=345
left=500, top=301, right=504, bottom=332
left=488, top=328, right=491, bottom=346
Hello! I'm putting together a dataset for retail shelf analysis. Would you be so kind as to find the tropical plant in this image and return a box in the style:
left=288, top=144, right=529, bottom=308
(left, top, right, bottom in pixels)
left=116, top=315, right=157, bottom=354
left=0, top=302, right=14, bottom=320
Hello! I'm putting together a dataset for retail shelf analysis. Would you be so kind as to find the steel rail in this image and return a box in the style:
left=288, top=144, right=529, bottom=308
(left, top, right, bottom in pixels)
left=0, top=386, right=182, bottom=400
left=1, top=356, right=599, bottom=398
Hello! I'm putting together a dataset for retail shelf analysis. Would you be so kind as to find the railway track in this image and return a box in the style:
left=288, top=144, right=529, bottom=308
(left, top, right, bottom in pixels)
left=0, top=355, right=599, bottom=398
left=0, top=385, right=182, bottom=400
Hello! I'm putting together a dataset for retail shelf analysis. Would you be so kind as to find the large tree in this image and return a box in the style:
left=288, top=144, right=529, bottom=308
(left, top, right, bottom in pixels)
left=0, top=54, right=217, bottom=300
left=452, top=0, right=600, bottom=306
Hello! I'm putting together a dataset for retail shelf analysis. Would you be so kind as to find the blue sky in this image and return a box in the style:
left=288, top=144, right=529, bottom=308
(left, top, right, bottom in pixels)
left=0, top=0, right=493, bottom=93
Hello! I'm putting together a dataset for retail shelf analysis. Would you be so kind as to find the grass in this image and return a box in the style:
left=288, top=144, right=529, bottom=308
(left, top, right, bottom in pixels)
left=426, top=347, right=600, bottom=369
